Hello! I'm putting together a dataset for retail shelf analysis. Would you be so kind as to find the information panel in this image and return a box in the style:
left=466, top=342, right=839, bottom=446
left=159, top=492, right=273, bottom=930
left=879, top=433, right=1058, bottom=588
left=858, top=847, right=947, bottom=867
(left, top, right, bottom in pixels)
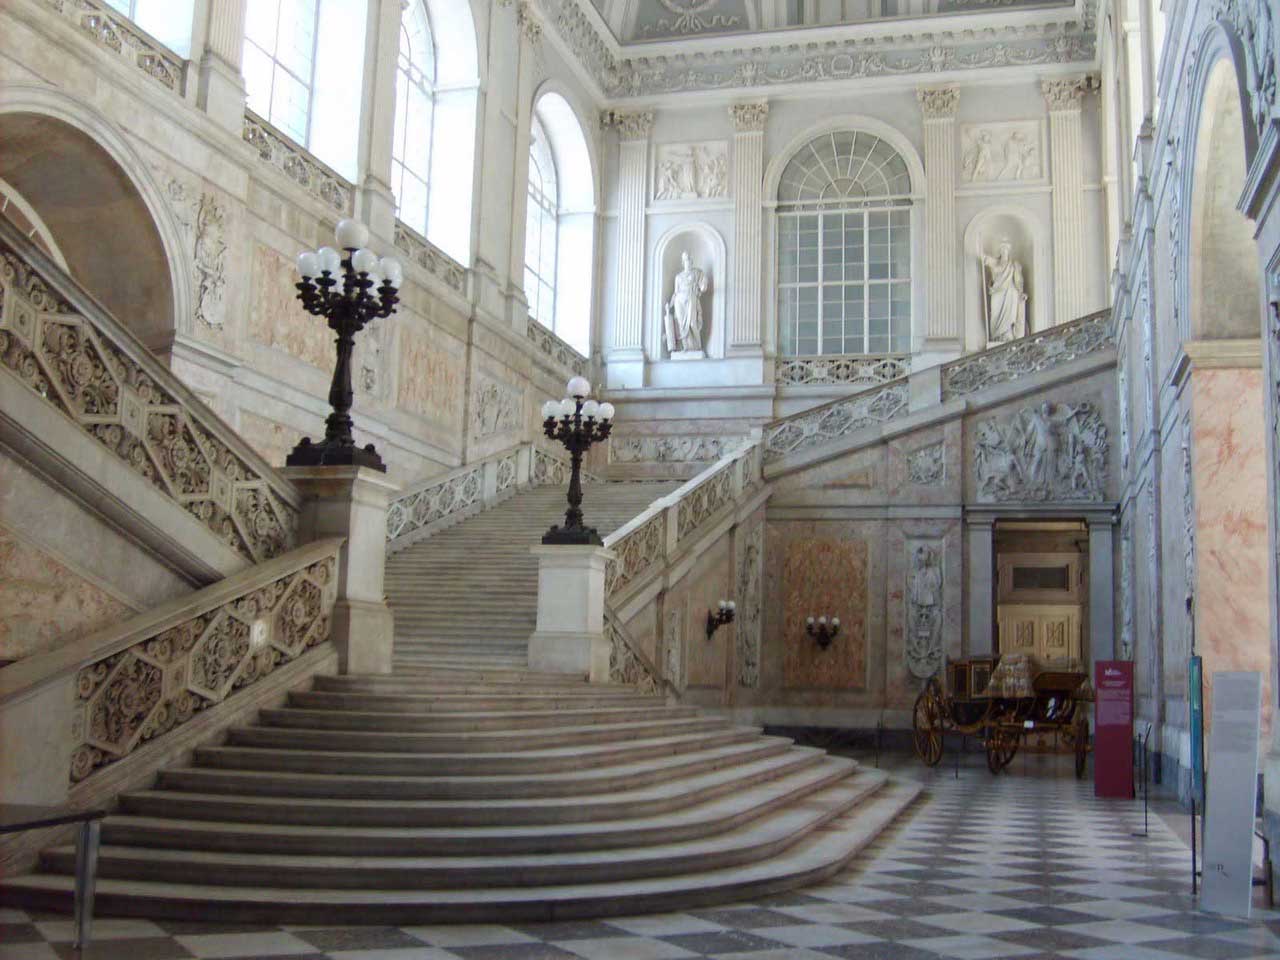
left=1094, top=661, right=1133, bottom=798
left=1201, top=671, right=1262, bottom=918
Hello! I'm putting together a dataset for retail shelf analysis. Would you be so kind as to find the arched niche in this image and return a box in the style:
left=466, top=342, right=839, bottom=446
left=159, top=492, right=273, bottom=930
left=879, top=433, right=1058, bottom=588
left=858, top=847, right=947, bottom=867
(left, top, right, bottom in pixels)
left=1187, top=56, right=1262, bottom=341
left=962, top=208, right=1049, bottom=353
left=649, top=222, right=727, bottom=361
left=0, top=90, right=186, bottom=356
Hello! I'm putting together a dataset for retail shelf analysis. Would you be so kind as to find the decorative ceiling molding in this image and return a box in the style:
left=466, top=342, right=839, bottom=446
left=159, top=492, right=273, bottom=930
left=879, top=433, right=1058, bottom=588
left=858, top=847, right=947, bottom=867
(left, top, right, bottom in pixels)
left=534, top=0, right=1099, bottom=101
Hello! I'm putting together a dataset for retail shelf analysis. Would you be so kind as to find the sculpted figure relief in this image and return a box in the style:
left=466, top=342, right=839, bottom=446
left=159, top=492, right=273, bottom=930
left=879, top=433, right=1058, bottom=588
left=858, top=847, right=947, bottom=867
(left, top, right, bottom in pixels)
left=664, top=251, right=710, bottom=356
left=981, top=240, right=1028, bottom=343
left=974, top=401, right=1108, bottom=502
left=906, top=544, right=944, bottom=679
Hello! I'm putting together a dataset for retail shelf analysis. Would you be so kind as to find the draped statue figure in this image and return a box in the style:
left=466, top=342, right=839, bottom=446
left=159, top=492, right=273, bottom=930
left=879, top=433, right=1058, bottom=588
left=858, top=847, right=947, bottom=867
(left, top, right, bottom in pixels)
left=981, top=240, right=1028, bottom=343
left=664, top=251, right=710, bottom=356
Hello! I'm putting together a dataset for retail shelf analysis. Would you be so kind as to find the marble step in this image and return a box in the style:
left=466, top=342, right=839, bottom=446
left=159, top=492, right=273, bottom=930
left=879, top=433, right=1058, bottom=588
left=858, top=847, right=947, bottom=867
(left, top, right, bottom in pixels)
left=285, top=691, right=660, bottom=714
left=39, top=772, right=889, bottom=891
left=193, top=726, right=764, bottom=776
left=256, top=704, right=698, bottom=732
left=117, top=749, right=826, bottom=826
left=91, top=756, right=861, bottom=856
left=310, top=675, right=610, bottom=695
left=161, top=739, right=793, bottom=801
left=1, top=780, right=920, bottom=924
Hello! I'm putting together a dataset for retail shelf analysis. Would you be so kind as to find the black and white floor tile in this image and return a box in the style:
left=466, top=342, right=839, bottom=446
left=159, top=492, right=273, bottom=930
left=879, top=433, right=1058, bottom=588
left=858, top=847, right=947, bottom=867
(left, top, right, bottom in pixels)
left=4, top=754, right=1278, bottom=960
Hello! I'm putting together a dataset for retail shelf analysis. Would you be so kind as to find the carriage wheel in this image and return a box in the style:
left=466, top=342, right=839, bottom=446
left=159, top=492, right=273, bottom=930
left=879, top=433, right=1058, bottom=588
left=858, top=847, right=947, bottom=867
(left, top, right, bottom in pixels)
left=912, top=683, right=944, bottom=767
left=1074, top=713, right=1089, bottom=779
left=986, top=726, right=1019, bottom=774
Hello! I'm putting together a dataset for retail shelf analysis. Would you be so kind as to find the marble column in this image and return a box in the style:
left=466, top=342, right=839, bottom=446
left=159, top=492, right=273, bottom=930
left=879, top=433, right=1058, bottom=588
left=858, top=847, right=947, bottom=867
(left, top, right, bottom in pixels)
left=917, top=87, right=960, bottom=349
left=1043, top=76, right=1094, bottom=327
left=196, top=0, right=247, bottom=134
left=355, top=0, right=404, bottom=243
left=1089, top=515, right=1116, bottom=668
left=605, top=110, right=654, bottom=387
left=967, top=517, right=995, bottom=656
left=729, top=101, right=768, bottom=354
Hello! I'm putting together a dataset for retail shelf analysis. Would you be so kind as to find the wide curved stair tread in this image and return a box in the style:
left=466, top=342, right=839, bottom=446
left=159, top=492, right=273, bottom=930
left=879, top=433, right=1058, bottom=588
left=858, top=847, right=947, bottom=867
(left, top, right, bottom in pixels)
left=0, top=482, right=922, bottom=922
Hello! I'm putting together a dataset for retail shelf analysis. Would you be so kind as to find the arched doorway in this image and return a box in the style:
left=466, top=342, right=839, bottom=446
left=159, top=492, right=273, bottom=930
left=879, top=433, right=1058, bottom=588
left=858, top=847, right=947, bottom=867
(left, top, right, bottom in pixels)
left=0, top=109, right=178, bottom=354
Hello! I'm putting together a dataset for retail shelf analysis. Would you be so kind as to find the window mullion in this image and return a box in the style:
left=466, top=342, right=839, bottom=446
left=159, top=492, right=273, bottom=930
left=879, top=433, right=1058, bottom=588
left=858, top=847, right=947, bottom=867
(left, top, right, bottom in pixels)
left=863, top=212, right=871, bottom=355
left=816, top=211, right=825, bottom=356
left=303, top=0, right=321, bottom=148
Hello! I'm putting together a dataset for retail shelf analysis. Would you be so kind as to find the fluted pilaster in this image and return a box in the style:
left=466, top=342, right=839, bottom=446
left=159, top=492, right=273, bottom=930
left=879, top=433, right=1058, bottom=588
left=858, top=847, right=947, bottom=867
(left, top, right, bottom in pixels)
left=917, top=86, right=959, bottom=343
left=204, top=0, right=246, bottom=69
left=1043, top=76, right=1094, bottom=326
left=730, top=101, right=768, bottom=349
left=604, top=111, right=654, bottom=353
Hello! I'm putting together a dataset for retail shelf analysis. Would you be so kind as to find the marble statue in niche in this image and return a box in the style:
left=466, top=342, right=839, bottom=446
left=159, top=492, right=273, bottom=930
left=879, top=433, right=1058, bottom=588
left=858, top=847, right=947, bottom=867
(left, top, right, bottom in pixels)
left=981, top=239, right=1028, bottom=343
left=654, top=142, right=728, bottom=200
left=974, top=401, right=1108, bottom=502
left=663, top=251, right=710, bottom=358
left=906, top=543, right=944, bottom=679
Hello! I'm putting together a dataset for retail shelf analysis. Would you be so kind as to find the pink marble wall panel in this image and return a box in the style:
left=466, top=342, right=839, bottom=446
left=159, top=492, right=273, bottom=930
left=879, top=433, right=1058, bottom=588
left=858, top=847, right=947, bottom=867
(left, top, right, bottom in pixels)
left=1191, top=368, right=1272, bottom=741
left=248, top=243, right=331, bottom=370
left=781, top=537, right=868, bottom=690
left=397, top=323, right=465, bottom=425
left=0, top=526, right=131, bottom=662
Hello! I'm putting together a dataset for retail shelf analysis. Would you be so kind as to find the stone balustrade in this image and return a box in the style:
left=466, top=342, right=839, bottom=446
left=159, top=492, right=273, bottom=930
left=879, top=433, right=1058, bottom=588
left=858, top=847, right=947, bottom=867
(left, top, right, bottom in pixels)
left=38, top=0, right=183, bottom=94
left=775, top=354, right=910, bottom=386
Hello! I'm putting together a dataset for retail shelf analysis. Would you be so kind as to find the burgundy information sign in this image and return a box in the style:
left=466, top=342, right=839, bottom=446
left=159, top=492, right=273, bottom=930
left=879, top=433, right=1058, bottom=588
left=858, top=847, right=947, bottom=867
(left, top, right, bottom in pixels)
left=1094, top=660, right=1134, bottom=798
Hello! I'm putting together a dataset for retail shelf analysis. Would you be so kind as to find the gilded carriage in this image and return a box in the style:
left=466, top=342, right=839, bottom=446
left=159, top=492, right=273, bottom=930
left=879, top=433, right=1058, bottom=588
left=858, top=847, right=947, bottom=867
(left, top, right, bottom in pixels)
left=912, top=654, right=1093, bottom=776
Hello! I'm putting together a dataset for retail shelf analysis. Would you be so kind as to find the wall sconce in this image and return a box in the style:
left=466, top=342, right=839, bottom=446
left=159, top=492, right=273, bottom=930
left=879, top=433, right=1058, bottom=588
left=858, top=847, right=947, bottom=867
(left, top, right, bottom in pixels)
left=806, top=615, right=841, bottom=649
left=706, top=600, right=736, bottom=639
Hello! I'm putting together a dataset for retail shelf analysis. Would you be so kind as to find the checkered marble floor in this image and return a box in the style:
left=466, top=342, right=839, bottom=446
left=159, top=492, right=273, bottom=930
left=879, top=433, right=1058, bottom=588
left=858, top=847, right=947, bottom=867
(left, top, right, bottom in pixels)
left=5, top=752, right=1279, bottom=960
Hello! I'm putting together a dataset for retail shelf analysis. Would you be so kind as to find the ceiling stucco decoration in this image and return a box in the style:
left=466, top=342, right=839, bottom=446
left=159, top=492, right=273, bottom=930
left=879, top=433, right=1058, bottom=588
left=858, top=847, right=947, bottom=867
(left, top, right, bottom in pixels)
left=535, top=0, right=1098, bottom=99
left=640, top=0, right=747, bottom=39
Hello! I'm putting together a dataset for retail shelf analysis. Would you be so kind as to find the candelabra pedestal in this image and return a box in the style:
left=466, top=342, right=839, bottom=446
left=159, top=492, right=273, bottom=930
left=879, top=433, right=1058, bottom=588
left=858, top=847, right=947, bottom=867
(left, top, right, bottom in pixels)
left=527, top=545, right=614, bottom=682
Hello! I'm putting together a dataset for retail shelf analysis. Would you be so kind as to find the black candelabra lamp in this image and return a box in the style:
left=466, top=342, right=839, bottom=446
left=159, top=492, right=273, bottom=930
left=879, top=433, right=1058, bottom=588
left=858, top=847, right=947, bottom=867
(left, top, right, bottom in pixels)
left=806, top=615, right=841, bottom=649
left=287, top=218, right=402, bottom=472
left=706, top=600, right=736, bottom=639
left=540, top=377, right=614, bottom=545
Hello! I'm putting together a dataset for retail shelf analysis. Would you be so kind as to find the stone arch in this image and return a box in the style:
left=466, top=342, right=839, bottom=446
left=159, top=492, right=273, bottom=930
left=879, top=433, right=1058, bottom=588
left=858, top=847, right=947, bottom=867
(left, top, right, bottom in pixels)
left=0, top=86, right=189, bottom=355
left=1186, top=56, right=1263, bottom=341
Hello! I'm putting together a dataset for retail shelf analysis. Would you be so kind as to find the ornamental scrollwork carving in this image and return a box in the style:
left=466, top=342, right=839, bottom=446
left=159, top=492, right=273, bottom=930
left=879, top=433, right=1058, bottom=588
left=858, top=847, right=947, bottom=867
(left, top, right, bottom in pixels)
left=917, top=86, right=959, bottom=118
left=472, top=378, right=523, bottom=439
left=605, top=512, right=665, bottom=596
left=70, top=554, right=336, bottom=783
left=393, top=222, right=467, bottom=294
left=735, top=521, right=763, bottom=688
left=730, top=102, right=769, bottom=131
left=1041, top=75, right=1097, bottom=111
left=602, top=110, right=655, bottom=140
left=0, top=245, right=297, bottom=563
left=940, top=310, right=1113, bottom=399
left=763, top=382, right=910, bottom=462
left=527, top=321, right=588, bottom=377
left=676, top=466, right=734, bottom=538
left=41, top=0, right=182, bottom=92
left=242, top=112, right=351, bottom=213
left=606, top=614, right=660, bottom=695
left=775, top=354, right=907, bottom=386
left=973, top=401, right=1109, bottom=503
left=907, top=443, right=945, bottom=486
left=611, top=435, right=730, bottom=464
left=905, top=541, right=944, bottom=679
left=386, top=465, right=484, bottom=545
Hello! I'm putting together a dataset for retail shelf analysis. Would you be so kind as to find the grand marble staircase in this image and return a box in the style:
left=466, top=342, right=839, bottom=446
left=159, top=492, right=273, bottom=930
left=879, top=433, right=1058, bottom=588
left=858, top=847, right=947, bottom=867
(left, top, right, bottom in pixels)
left=0, top=481, right=921, bottom=923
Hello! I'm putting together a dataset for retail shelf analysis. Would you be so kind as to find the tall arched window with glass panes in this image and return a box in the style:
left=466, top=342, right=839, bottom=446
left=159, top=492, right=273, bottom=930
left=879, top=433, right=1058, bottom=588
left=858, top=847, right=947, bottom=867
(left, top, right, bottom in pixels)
left=777, top=132, right=913, bottom=357
left=391, top=2, right=436, bottom=238
left=525, top=116, right=559, bottom=329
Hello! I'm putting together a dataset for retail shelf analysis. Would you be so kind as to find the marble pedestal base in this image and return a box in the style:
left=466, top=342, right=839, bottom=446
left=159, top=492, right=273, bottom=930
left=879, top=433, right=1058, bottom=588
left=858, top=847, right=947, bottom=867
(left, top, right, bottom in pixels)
left=670, top=350, right=706, bottom=361
left=528, top=545, right=613, bottom=681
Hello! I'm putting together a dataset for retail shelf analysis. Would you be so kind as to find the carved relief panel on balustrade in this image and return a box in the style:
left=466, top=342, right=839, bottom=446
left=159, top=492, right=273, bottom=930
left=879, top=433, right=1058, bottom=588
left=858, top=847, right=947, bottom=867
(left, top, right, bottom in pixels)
left=886, top=423, right=961, bottom=505
left=886, top=522, right=961, bottom=707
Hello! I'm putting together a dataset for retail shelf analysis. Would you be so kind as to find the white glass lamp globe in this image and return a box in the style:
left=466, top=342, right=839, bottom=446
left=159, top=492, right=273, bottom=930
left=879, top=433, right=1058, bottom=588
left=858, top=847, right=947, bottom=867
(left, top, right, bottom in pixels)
left=317, top=247, right=342, bottom=275
left=558, top=398, right=577, bottom=418
left=566, top=376, right=591, bottom=398
left=581, top=399, right=599, bottom=418
left=351, top=248, right=379, bottom=275
left=380, top=257, right=403, bottom=287
left=598, top=402, right=615, bottom=421
left=806, top=616, right=815, bottom=626
left=335, top=218, right=369, bottom=250
left=296, top=251, right=320, bottom=278
left=818, top=616, right=828, bottom=625
left=541, top=400, right=560, bottom=419
left=728, top=601, right=737, bottom=611
left=832, top=617, right=840, bottom=627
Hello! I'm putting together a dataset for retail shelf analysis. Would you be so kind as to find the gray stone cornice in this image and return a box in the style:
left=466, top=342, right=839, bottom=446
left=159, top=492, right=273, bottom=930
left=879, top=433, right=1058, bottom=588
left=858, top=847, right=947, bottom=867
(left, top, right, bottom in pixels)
left=533, top=0, right=1099, bottom=101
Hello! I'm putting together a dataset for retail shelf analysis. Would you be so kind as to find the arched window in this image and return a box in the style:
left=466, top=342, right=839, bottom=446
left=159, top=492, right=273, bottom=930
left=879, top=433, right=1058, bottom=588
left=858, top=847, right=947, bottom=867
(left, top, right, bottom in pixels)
left=102, top=0, right=194, bottom=56
left=391, top=3, right=436, bottom=239
left=525, top=116, right=559, bottom=328
left=777, top=131, right=913, bottom=356
left=524, top=94, right=596, bottom=355
left=243, top=0, right=367, bottom=180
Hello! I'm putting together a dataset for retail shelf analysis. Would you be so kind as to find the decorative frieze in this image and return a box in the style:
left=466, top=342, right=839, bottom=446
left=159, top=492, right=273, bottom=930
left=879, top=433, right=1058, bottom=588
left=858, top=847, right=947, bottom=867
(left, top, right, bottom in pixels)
left=527, top=321, right=588, bottom=377
left=905, top=540, right=944, bottom=679
left=907, top=443, right=945, bottom=486
left=775, top=354, right=908, bottom=386
left=0, top=245, right=298, bottom=563
left=730, top=101, right=770, bottom=131
left=610, top=435, right=731, bottom=464
left=973, top=401, right=1109, bottom=502
left=654, top=142, right=728, bottom=201
left=242, top=113, right=352, bottom=214
left=41, top=0, right=182, bottom=93
left=393, top=222, right=467, bottom=295
left=764, top=383, right=910, bottom=462
left=70, top=549, right=337, bottom=782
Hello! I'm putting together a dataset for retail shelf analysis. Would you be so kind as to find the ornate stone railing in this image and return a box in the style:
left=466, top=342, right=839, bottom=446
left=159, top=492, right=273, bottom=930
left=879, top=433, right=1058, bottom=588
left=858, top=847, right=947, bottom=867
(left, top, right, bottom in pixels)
left=763, top=380, right=911, bottom=463
left=392, top=222, right=467, bottom=296
left=527, top=321, right=589, bottom=378
left=603, top=608, right=670, bottom=698
left=0, top=218, right=301, bottom=564
left=0, top=538, right=341, bottom=786
left=39, top=0, right=183, bottom=94
left=603, top=438, right=762, bottom=598
left=242, top=112, right=352, bottom=214
left=385, top=443, right=602, bottom=553
left=775, top=354, right=910, bottom=386
left=940, top=309, right=1113, bottom=400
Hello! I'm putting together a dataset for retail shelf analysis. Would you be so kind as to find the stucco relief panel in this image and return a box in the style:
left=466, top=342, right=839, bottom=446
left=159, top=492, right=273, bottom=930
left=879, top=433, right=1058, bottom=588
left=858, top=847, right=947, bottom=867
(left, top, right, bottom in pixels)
left=960, top=121, right=1044, bottom=184
left=249, top=244, right=330, bottom=370
left=781, top=537, right=867, bottom=689
left=471, top=374, right=524, bottom=439
left=397, top=323, right=465, bottom=426
left=653, top=141, right=729, bottom=201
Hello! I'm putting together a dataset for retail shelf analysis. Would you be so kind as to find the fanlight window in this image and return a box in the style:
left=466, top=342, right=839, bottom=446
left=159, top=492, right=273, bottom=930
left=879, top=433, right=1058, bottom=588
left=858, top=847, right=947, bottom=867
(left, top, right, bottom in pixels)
left=391, top=2, right=437, bottom=238
left=777, top=132, right=913, bottom=357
